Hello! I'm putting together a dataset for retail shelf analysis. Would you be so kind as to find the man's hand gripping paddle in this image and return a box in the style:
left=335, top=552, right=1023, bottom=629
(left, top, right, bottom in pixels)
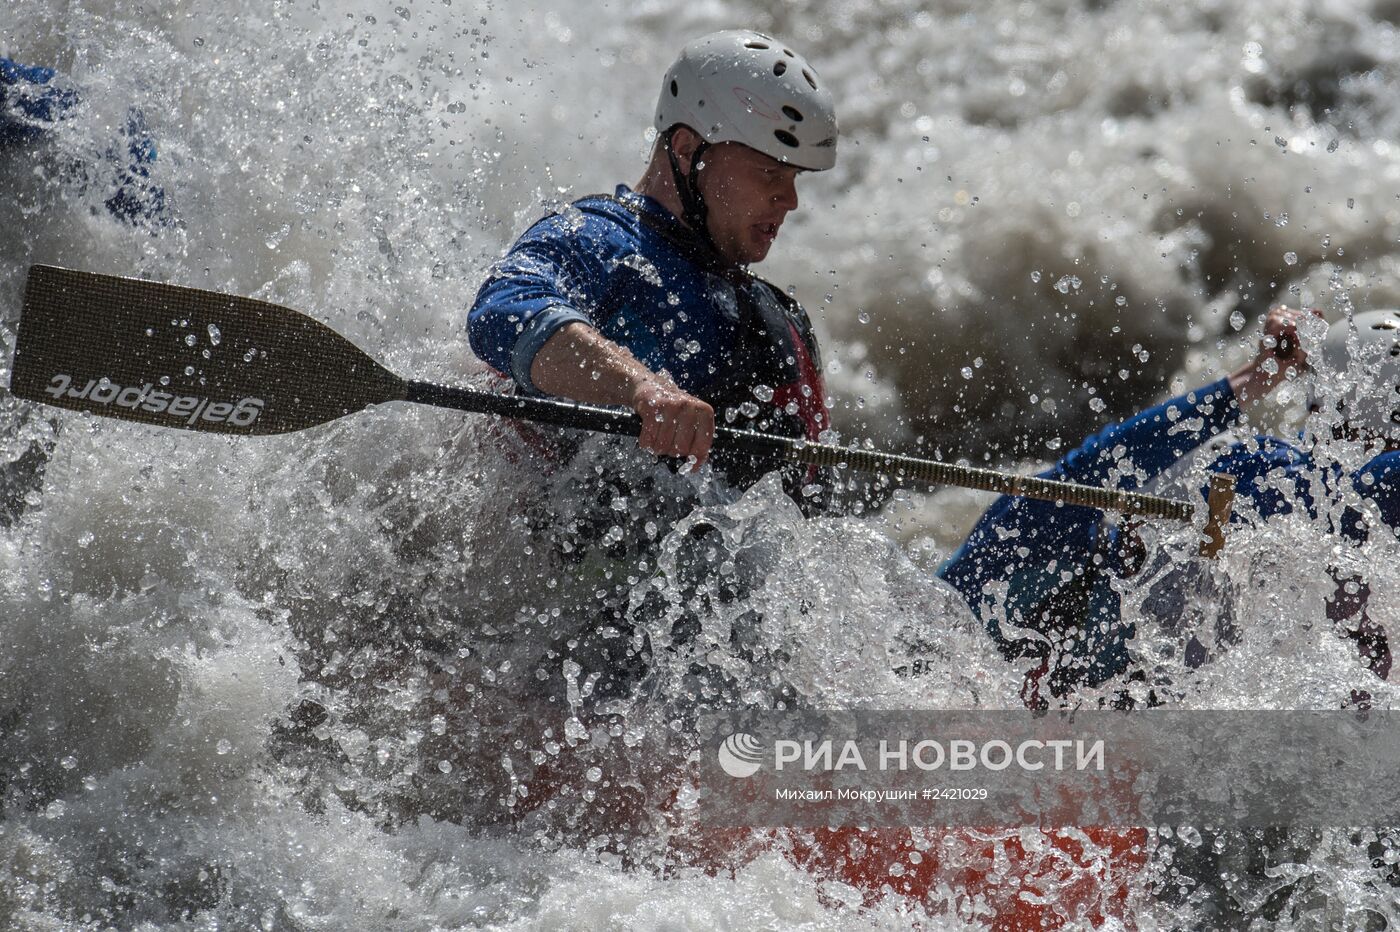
left=7, top=265, right=1234, bottom=556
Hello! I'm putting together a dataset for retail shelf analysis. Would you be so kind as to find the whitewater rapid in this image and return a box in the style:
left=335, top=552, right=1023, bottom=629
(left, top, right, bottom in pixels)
left=4, top=0, right=1400, bottom=928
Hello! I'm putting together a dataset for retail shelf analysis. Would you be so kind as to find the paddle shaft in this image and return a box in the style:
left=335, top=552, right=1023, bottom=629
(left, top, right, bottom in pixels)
left=404, top=381, right=1196, bottom=523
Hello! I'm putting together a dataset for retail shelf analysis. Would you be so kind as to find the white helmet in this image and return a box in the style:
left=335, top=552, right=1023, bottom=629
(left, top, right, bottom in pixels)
left=655, top=30, right=838, bottom=171
left=1310, top=309, right=1400, bottom=439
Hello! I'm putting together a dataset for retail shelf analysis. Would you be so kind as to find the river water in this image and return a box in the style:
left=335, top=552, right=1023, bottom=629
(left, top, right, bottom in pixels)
left=4, top=0, right=1400, bottom=928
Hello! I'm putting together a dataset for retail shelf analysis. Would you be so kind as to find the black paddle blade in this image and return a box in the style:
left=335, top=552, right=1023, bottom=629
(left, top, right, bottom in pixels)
left=9, top=265, right=406, bottom=435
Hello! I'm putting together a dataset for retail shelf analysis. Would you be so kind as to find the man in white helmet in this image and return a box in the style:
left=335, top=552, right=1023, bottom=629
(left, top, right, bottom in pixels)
left=468, top=30, right=839, bottom=496
left=464, top=32, right=842, bottom=717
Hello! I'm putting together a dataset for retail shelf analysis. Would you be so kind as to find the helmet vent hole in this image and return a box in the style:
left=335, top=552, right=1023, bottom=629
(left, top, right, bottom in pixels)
left=802, top=69, right=818, bottom=89
left=782, top=105, right=804, bottom=122
left=745, top=41, right=769, bottom=49
left=670, top=79, right=678, bottom=97
left=783, top=48, right=796, bottom=57
left=773, top=60, right=788, bottom=77
left=773, top=129, right=800, bottom=148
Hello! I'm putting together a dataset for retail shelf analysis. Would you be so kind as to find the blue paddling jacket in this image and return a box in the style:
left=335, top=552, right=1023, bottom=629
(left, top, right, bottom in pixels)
left=938, top=377, right=1400, bottom=698
left=468, top=185, right=830, bottom=499
left=0, top=58, right=76, bottom=143
left=1, top=56, right=165, bottom=222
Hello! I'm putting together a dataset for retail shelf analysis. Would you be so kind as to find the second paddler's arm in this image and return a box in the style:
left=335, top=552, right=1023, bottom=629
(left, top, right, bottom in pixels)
left=531, top=321, right=716, bottom=467
left=1051, top=305, right=1318, bottom=490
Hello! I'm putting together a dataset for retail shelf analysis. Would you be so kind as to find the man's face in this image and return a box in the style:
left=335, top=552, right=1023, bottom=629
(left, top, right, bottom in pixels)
left=693, top=141, right=803, bottom=265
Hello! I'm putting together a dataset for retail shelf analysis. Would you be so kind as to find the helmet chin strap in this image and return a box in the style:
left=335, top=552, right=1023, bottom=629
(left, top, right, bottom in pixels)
left=664, top=127, right=721, bottom=258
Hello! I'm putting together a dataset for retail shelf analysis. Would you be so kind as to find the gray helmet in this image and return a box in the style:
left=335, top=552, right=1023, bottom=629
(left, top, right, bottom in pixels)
left=654, top=29, right=838, bottom=171
left=652, top=31, right=837, bottom=258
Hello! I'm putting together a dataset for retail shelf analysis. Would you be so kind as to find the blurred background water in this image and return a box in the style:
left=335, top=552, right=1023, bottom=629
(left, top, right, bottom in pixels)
left=4, top=1, right=1400, bottom=928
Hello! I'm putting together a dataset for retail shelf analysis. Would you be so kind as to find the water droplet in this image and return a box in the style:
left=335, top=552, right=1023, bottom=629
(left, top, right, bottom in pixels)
left=184, top=334, right=198, bottom=347
left=585, top=767, right=603, bottom=782
left=1327, top=139, right=1339, bottom=153
left=1229, top=310, right=1246, bottom=331
left=431, top=714, right=447, bottom=736
left=207, top=324, right=221, bottom=346
left=45, top=800, right=65, bottom=819
left=184, top=365, right=196, bottom=376
left=216, top=739, right=232, bottom=755
left=858, top=311, right=870, bottom=324
left=60, top=756, right=78, bottom=770
left=1030, top=270, right=1041, bottom=283
left=1115, top=295, right=1127, bottom=307
left=619, top=252, right=662, bottom=285
left=752, top=384, right=774, bottom=402
left=1283, top=251, right=1298, bottom=266
left=961, top=367, right=974, bottom=380
left=438, top=760, right=453, bottom=773
left=338, top=729, right=370, bottom=758
left=1089, top=397, right=1106, bottom=412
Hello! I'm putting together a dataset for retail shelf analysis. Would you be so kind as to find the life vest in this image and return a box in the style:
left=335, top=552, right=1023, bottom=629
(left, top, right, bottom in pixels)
left=582, top=193, right=828, bottom=437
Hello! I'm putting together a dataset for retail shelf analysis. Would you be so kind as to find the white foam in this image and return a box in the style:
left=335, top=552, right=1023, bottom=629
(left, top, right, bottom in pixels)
left=5, top=0, right=1400, bottom=926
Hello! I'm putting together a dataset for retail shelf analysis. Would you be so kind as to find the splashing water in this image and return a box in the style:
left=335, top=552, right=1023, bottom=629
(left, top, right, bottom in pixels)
left=4, top=1, right=1400, bottom=928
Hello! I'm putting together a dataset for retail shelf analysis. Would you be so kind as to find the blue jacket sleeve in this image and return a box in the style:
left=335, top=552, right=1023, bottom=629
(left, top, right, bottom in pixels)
left=1202, top=444, right=1400, bottom=543
left=1054, top=379, right=1238, bottom=488
left=0, top=57, right=78, bottom=143
left=1, top=57, right=58, bottom=88
left=467, top=211, right=626, bottom=394
left=939, top=378, right=1240, bottom=610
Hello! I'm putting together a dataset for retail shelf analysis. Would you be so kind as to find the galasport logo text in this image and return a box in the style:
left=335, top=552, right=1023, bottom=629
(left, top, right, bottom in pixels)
left=44, top=374, right=265, bottom=427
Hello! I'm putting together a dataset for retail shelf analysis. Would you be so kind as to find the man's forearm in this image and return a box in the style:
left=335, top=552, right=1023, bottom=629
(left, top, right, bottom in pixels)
left=530, top=321, right=662, bottom=404
left=528, top=321, right=716, bottom=465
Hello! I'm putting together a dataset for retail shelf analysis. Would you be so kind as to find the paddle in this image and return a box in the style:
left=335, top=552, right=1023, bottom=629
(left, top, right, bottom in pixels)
left=7, top=264, right=1232, bottom=553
